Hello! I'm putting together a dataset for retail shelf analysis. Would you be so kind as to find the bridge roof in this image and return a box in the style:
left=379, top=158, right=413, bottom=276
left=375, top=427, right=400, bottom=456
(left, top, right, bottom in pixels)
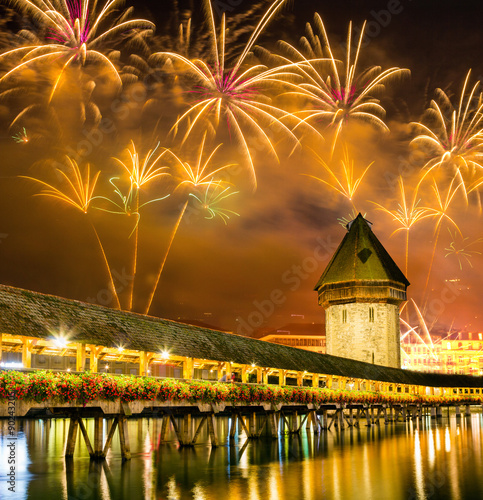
left=315, top=214, right=409, bottom=290
left=0, top=283, right=479, bottom=388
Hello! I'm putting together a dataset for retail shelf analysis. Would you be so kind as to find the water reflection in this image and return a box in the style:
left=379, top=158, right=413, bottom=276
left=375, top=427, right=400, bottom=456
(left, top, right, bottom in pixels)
left=1, top=413, right=483, bottom=499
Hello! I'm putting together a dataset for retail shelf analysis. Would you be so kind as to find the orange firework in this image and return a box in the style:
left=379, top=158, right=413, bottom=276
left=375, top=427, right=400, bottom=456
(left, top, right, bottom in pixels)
left=21, top=157, right=121, bottom=308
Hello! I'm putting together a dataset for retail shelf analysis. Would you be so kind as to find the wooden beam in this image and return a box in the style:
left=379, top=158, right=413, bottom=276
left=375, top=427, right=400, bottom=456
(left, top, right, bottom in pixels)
left=183, top=357, right=194, bottom=380
left=241, top=365, right=248, bottom=383
left=22, top=339, right=33, bottom=368
left=279, top=370, right=286, bottom=386
left=76, top=344, right=86, bottom=372
left=89, top=345, right=102, bottom=373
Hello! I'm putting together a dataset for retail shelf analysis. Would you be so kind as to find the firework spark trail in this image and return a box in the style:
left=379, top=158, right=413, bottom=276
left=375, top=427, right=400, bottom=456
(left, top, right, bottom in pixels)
left=411, top=70, right=483, bottom=206
left=421, top=176, right=464, bottom=307
left=152, top=0, right=307, bottom=189
left=400, top=300, right=439, bottom=363
left=305, top=144, right=373, bottom=211
left=0, top=0, right=154, bottom=99
left=97, top=142, right=171, bottom=310
left=144, top=136, right=235, bottom=315
left=278, top=14, right=409, bottom=157
left=20, top=157, right=121, bottom=309
left=372, top=177, right=432, bottom=278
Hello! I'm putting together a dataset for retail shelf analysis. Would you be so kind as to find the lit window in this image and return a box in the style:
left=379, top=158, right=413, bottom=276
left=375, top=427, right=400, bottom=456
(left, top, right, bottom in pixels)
left=446, top=342, right=451, bottom=350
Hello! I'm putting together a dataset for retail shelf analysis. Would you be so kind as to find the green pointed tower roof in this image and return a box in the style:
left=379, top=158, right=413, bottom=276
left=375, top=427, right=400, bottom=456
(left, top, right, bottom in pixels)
left=315, top=214, right=409, bottom=291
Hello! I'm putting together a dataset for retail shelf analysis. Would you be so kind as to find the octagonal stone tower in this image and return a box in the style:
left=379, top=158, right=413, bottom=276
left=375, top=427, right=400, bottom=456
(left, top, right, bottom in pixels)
left=315, top=214, right=409, bottom=369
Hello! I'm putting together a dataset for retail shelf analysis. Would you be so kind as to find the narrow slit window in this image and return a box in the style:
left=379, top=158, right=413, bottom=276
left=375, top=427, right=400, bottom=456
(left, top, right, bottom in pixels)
left=342, top=309, right=347, bottom=323
left=369, top=307, right=375, bottom=322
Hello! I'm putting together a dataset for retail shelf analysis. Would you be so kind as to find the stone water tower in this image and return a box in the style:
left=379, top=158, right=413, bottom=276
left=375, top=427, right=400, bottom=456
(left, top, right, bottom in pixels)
left=315, top=214, right=409, bottom=368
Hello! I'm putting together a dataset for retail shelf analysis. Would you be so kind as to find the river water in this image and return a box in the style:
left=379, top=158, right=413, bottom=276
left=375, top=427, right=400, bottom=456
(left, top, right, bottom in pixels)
left=1, top=412, right=483, bottom=500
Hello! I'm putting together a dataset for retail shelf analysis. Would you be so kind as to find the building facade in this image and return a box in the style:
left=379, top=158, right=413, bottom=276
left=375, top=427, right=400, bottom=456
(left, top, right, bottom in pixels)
left=315, top=214, right=409, bottom=369
left=402, top=331, right=483, bottom=375
left=256, top=323, right=326, bottom=354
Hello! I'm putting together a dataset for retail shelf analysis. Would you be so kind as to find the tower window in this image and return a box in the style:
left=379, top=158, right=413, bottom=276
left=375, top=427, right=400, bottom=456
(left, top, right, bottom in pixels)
left=369, top=307, right=375, bottom=322
left=342, top=309, right=347, bottom=323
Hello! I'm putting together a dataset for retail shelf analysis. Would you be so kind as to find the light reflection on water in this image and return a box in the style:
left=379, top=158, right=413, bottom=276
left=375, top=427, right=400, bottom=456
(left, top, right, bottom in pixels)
left=0, top=413, right=483, bottom=499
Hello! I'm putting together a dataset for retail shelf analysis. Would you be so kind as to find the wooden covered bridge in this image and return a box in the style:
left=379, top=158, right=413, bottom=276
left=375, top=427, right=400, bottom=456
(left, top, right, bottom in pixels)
left=0, top=283, right=482, bottom=460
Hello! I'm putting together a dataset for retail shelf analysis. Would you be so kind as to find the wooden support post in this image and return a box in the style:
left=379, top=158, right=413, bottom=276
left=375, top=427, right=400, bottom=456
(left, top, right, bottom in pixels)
left=326, top=376, right=333, bottom=389
left=207, top=414, right=219, bottom=447
left=297, top=372, right=303, bottom=387
left=269, top=413, right=279, bottom=438
left=310, top=411, right=321, bottom=434
left=348, top=407, right=354, bottom=427
left=249, top=413, right=257, bottom=438
left=279, top=370, right=286, bottom=386
left=290, top=411, right=299, bottom=434
left=321, top=409, right=328, bottom=429
left=0, top=333, right=3, bottom=364
left=77, top=418, right=94, bottom=458
left=365, top=406, right=371, bottom=426
left=22, top=339, right=33, bottom=368
left=89, top=345, right=102, bottom=373
left=235, top=412, right=250, bottom=437
left=181, top=414, right=192, bottom=445
left=76, top=343, right=86, bottom=372
left=224, top=362, right=232, bottom=380
left=94, top=417, right=103, bottom=458
left=338, top=407, right=345, bottom=429
left=191, top=416, right=207, bottom=444
left=182, top=357, right=194, bottom=380
left=256, top=368, right=262, bottom=384
left=465, top=405, right=471, bottom=416
left=140, top=351, right=148, bottom=377
left=241, top=366, right=248, bottom=383
left=118, top=416, right=131, bottom=460
left=312, top=374, right=320, bottom=388
left=102, top=417, right=119, bottom=457
left=160, top=415, right=169, bottom=444
left=229, top=414, right=238, bottom=438
left=65, top=417, right=79, bottom=458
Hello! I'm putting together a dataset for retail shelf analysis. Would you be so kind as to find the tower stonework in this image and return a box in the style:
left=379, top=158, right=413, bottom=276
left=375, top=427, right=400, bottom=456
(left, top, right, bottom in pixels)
left=315, top=214, right=409, bottom=369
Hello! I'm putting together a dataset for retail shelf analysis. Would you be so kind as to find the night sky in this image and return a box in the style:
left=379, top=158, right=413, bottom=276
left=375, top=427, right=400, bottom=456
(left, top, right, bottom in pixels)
left=0, top=0, right=482, bottom=336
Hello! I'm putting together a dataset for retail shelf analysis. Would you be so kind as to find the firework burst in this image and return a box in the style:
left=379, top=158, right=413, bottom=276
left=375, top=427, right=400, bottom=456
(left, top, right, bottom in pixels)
left=0, top=0, right=154, bottom=100
left=279, top=14, right=409, bottom=156
left=306, top=144, right=373, bottom=210
left=144, top=136, right=236, bottom=315
left=444, top=229, right=483, bottom=270
left=411, top=70, right=483, bottom=204
left=98, top=141, right=171, bottom=310
left=189, top=181, right=240, bottom=225
left=21, top=157, right=121, bottom=308
left=372, top=177, right=432, bottom=277
left=152, top=0, right=302, bottom=188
